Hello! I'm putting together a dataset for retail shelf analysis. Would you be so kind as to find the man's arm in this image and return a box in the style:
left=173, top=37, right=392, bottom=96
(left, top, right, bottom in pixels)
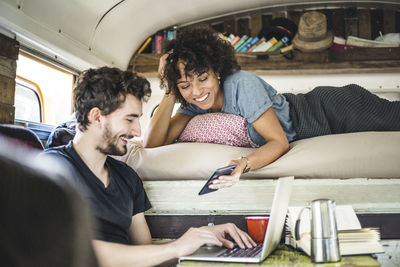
left=129, top=213, right=152, bottom=245
left=92, top=227, right=223, bottom=267
left=92, top=213, right=255, bottom=267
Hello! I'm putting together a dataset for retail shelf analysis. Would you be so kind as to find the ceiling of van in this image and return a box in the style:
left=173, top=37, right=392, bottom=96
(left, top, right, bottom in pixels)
left=0, top=0, right=397, bottom=72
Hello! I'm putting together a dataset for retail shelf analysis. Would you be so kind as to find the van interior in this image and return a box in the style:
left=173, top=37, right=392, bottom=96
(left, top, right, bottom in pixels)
left=1, top=0, right=400, bottom=266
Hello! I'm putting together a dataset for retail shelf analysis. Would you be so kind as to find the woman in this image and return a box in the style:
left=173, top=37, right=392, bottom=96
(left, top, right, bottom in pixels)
left=144, top=26, right=400, bottom=189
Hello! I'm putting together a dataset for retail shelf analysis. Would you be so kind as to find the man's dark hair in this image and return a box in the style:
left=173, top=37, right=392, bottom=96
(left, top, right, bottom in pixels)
left=161, top=26, right=240, bottom=107
left=74, top=67, right=151, bottom=131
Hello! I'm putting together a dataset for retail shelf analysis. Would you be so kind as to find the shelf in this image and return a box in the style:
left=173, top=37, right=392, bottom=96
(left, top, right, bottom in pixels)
left=130, top=47, right=400, bottom=77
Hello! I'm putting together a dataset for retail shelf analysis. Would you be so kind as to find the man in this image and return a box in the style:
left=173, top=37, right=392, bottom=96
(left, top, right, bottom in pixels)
left=43, top=67, right=255, bottom=267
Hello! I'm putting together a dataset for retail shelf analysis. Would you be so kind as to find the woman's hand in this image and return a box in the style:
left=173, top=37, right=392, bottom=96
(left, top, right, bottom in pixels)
left=159, top=51, right=174, bottom=95
left=158, top=52, right=170, bottom=78
left=208, top=158, right=248, bottom=189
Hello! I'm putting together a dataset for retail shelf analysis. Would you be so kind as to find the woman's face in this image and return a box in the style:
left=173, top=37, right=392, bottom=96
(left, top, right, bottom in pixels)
left=176, top=62, right=223, bottom=111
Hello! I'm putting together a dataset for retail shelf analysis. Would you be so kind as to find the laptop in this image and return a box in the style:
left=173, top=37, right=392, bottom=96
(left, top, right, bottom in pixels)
left=179, top=176, right=294, bottom=264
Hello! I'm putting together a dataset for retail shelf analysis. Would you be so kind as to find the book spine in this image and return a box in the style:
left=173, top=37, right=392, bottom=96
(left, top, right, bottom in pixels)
left=137, top=36, right=152, bottom=54
left=253, top=37, right=277, bottom=52
left=240, top=36, right=260, bottom=52
left=247, top=37, right=265, bottom=52
left=268, top=36, right=289, bottom=52
left=237, top=37, right=253, bottom=52
left=234, top=35, right=248, bottom=50
left=226, top=33, right=235, bottom=43
left=156, top=34, right=163, bottom=54
left=230, top=35, right=241, bottom=46
left=251, top=40, right=267, bottom=52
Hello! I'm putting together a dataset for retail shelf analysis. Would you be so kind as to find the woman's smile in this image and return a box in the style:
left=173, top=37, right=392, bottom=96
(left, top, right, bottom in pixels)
left=194, top=93, right=210, bottom=103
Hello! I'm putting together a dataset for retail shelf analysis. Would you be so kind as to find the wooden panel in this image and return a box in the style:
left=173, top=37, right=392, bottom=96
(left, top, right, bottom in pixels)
left=288, top=11, right=302, bottom=27
left=145, top=214, right=400, bottom=239
left=357, top=9, right=371, bottom=39
left=0, top=34, right=19, bottom=60
left=331, top=9, right=345, bottom=37
left=210, top=22, right=224, bottom=34
left=318, top=9, right=332, bottom=32
left=0, top=74, right=15, bottom=105
left=131, top=53, right=160, bottom=74
left=143, top=178, right=400, bottom=216
left=236, top=16, right=250, bottom=36
left=344, top=8, right=358, bottom=37
left=250, top=14, right=262, bottom=37
left=358, top=214, right=400, bottom=239
left=261, top=14, right=272, bottom=30
left=133, top=48, right=400, bottom=76
left=396, top=11, right=400, bottom=33
left=0, top=56, right=17, bottom=79
left=328, top=47, right=400, bottom=61
left=0, top=102, right=15, bottom=124
left=223, top=18, right=235, bottom=35
left=146, top=215, right=248, bottom=239
left=383, top=9, right=396, bottom=34
left=272, top=11, right=286, bottom=19
left=371, top=9, right=384, bottom=40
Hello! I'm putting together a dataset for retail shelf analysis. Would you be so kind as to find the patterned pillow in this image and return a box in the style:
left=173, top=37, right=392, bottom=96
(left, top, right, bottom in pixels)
left=177, top=113, right=259, bottom=148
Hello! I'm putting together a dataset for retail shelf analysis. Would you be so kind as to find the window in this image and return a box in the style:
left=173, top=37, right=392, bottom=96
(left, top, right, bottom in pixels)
left=150, top=103, right=181, bottom=118
left=14, top=78, right=42, bottom=122
left=16, top=53, right=75, bottom=125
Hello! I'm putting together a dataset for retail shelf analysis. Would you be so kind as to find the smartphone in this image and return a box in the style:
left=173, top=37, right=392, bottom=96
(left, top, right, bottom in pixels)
left=198, top=165, right=236, bottom=195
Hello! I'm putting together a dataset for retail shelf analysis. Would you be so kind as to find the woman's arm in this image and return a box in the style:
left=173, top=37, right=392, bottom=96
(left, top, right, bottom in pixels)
left=143, top=94, right=191, bottom=147
left=209, top=107, right=289, bottom=189
left=143, top=52, right=192, bottom=148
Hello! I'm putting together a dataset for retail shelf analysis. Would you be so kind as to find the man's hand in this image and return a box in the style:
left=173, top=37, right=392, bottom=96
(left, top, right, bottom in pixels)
left=202, top=223, right=256, bottom=249
left=170, top=227, right=223, bottom=258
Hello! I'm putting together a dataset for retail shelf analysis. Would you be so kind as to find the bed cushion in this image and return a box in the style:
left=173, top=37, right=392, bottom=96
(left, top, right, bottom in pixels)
left=177, top=113, right=258, bottom=147
left=120, top=132, right=400, bottom=180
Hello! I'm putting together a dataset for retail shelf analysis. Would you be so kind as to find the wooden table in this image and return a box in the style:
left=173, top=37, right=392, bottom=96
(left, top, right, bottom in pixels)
left=178, top=244, right=380, bottom=267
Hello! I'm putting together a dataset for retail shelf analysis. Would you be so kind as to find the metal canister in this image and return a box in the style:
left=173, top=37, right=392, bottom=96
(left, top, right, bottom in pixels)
left=310, top=199, right=341, bottom=263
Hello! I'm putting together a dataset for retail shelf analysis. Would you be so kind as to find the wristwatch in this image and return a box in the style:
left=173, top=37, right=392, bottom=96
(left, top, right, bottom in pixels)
left=240, top=156, right=251, bottom=173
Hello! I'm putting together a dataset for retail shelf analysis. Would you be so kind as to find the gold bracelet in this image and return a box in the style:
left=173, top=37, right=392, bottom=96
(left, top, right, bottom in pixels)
left=240, top=156, right=251, bottom=173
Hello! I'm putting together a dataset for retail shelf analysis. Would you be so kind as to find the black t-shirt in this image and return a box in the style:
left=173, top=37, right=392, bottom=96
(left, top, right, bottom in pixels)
left=43, top=141, right=152, bottom=244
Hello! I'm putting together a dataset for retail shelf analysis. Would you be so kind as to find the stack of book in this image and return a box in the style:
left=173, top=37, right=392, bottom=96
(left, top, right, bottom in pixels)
left=346, top=35, right=400, bottom=48
left=285, top=205, right=384, bottom=256
left=148, top=28, right=177, bottom=54
left=331, top=35, right=400, bottom=50
left=221, top=33, right=290, bottom=52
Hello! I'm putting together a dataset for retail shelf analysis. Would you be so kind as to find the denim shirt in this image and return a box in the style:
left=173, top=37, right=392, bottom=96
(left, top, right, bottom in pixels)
left=177, top=70, right=296, bottom=146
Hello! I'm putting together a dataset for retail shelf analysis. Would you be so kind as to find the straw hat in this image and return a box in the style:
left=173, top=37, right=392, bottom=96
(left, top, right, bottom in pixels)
left=292, top=11, right=333, bottom=52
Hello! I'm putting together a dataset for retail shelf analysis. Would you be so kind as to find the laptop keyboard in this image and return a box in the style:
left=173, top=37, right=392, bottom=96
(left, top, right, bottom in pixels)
left=217, top=243, right=263, bottom=258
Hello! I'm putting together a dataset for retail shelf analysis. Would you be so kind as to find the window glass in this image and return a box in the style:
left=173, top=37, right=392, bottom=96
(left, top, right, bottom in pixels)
left=16, top=53, right=75, bottom=125
left=14, top=81, right=41, bottom=122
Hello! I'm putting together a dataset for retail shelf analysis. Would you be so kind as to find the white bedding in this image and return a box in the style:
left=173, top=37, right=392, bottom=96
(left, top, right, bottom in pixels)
left=120, top=131, right=400, bottom=181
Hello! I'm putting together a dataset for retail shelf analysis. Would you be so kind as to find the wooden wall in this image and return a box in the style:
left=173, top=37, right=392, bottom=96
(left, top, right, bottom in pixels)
left=0, top=34, right=19, bottom=124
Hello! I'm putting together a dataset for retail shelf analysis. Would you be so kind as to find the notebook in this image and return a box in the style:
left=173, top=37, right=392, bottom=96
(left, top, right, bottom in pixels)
left=179, top=176, right=294, bottom=263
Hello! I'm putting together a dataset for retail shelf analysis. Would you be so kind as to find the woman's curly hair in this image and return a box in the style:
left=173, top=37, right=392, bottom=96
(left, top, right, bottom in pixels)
left=161, top=26, right=240, bottom=107
left=74, top=66, right=151, bottom=131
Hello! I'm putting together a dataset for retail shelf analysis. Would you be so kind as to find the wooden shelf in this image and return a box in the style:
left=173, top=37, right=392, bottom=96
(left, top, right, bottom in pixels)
left=129, top=4, right=400, bottom=76
left=130, top=47, right=400, bottom=77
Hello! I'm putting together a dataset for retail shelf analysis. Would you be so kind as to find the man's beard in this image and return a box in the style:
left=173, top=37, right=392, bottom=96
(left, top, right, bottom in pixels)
left=97, top=123, right=128, bottom=156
